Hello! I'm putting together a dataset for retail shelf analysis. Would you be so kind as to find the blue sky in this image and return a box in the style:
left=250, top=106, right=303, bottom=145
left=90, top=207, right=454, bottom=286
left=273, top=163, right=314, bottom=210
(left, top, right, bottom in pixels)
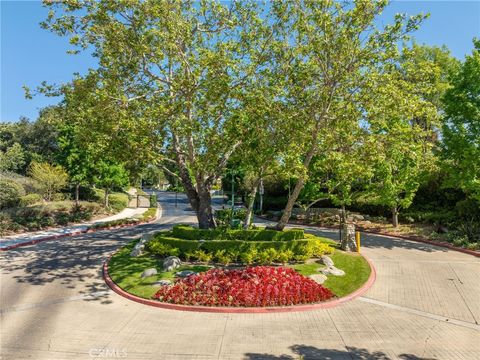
left=1, top=0, right=479, bottom=122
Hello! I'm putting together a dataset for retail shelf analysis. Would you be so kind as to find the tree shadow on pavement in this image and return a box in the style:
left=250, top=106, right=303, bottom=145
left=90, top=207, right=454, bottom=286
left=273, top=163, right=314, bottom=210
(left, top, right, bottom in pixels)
left=0, top=222, right=170, bottom=304
left=245, top=345, right=438, bottom=360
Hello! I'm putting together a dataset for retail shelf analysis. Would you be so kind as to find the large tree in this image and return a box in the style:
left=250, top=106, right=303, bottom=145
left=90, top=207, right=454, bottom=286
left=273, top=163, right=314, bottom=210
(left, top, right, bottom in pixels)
left=41, top=0, right=271, bottom=228
left=442, top=40, right=480, bottom=202
left=270, top=0, right=427, bottom=230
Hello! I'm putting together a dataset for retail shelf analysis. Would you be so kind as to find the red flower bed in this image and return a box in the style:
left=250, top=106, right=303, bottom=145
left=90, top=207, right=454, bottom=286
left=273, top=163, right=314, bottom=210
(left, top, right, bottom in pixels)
left=153, top=266, right=335, bottom=307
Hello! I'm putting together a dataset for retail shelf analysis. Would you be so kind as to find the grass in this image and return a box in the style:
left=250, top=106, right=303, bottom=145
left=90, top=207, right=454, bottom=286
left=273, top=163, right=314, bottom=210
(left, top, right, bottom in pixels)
left=108, top=241, right=211, bottom=299
left=291, top=250, right=371, bottom=297
left=109, top=238, right=371, bottom=301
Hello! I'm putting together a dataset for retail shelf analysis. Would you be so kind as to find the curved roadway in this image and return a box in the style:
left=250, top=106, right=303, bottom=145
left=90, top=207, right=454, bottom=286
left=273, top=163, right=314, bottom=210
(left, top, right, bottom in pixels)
left=1, top=192, right=479, bottom=360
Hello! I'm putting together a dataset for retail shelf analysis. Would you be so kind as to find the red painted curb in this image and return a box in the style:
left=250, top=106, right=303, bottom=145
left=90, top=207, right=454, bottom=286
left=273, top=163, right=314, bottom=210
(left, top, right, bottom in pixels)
left=103, top=253, right=376, bottom=313
left=1, top=214, right=158, bottom=252
left=259, top=217, right=480, bottom=258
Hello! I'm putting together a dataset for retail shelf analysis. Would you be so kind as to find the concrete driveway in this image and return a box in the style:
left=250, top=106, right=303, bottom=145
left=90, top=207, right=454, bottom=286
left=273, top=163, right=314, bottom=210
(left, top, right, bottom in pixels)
left=1, top=192, right=479, bottom=360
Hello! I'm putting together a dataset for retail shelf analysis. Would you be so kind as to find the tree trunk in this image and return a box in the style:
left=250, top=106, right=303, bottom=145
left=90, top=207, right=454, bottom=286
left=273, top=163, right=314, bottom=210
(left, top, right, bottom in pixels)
left=197, top=187, right=216, bottom=229
left=244, top=179, right=260, bottom=229
left=392, top=206, right=399, bottom=228
left=104, top=188, right=109, bottom=208
left=274, top=176, right=306, bottom=230
left=275, top=133, right=319, bottom=230
left=75, top=183, right=80, bottom=206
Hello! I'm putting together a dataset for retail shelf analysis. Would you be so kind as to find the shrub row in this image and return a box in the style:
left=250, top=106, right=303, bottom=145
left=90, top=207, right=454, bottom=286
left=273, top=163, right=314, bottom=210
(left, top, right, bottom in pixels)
left=171, top=224, right=304, bottom=241
left=0, top=201, right=104, bottom=234
left=146, top=234, right=334, bottom=264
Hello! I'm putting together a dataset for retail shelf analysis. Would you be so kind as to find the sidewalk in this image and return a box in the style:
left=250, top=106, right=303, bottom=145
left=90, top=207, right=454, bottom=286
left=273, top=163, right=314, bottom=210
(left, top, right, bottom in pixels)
left=0, top=207, right=148, bottom=249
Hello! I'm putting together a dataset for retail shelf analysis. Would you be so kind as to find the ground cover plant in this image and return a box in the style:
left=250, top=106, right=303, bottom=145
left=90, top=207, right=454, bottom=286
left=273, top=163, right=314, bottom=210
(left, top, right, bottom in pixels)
left=107, top=227, right=371, bottom=307
left=152, top=266, right=335, bottom=307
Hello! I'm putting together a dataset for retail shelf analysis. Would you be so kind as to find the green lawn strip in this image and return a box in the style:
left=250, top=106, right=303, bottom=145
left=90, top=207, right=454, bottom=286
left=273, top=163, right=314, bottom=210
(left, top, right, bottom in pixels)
left=108, top=242, right=211, bottom=299
left=291, top=250, right=371, bottom=298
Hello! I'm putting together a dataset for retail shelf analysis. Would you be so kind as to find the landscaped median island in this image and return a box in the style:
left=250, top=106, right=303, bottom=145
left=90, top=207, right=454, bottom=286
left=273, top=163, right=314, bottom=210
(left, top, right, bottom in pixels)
left=106, top=225, right=373, bottom=310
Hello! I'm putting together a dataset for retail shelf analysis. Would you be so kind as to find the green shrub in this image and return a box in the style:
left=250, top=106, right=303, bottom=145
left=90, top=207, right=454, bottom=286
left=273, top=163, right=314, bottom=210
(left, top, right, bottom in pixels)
left=108, top=193, right=129, bottom=212
left=19, top=193, right=42, bottom=206
left=193, top=250, right=213, bottom=263
left=171, top=224, right=304, bottom=241
left=215, top=208, right=247, bottom=228
left=0, top=179, right=25, bottom=209
left=214, top=249, right=236, bottom=265
left=239, top=247, right=258, bottom=265
left=149, top=194, right=157, bottom=208
left=52, top=192, right=68, bottom=201
left=146, top=234, right=327, bottom=265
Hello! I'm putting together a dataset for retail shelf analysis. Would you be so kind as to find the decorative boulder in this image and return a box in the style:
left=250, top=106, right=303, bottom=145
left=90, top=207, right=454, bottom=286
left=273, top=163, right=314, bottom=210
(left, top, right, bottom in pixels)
left=141, top=268, right=158, bottom=278
left=320, top=255, right=335, bottom=268
left=151, top=280, right=172, bottom=287
left=130, top=243, right=145, bottom=257
left=321, top=266, right=345, bottom=276
left=175, top=270, right=196, bottom=278
left=163, top=256, right=182, bottom=272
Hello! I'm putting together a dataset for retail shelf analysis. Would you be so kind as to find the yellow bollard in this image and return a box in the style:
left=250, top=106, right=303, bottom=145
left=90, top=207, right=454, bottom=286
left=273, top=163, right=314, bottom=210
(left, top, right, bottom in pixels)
left=355, top=231, right=361, bottom=253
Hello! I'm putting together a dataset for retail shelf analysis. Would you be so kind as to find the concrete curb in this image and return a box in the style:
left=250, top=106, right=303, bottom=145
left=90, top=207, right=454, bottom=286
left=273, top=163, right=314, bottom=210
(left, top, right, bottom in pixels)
left=0, top=207, right=160, bottom=252
left=259, top=217, right=480, bottom=258
left=103, top=252, right=377, bottom=314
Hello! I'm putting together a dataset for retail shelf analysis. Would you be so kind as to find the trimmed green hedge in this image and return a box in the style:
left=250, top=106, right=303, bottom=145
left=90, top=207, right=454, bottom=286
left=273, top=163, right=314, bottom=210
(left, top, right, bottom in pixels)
left=172, top=224, right=304, bottom=241
left=146, top=233, right=334, bottom=264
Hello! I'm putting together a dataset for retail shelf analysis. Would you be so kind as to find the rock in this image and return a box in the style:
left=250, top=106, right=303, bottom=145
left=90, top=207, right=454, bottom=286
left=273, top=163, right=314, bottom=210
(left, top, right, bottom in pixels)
left=340, top=223, right=357, bottom=252
left=351, top=214, right=365, bottom=221
left=175, top=270, right=196, bottom=278
left=151, top=280, right=172, bottom=286
left=130, top=248, right=141, bottom=257
left=163, top=256, right=182, bottom=272
left=309, top=274, right=328, bottom=284
left=321, top=266, right=345, bottom=276
left=320, top=255, right=334, bottom=267
left=130, top=242, right=145, bottom=257
left=141, top=268, right=158, bottom=278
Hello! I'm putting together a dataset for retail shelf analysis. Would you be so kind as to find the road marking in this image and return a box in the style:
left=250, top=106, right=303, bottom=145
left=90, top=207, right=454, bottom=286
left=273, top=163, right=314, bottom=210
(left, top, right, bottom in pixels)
left=0, top=290, right=112, bottom=314
left=359, top=296, right=480, bottom=331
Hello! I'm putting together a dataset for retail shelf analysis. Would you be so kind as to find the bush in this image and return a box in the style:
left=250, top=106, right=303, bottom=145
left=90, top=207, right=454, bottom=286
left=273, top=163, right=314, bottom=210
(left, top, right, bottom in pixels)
left=29, top=162, right=68, bottom=201
left=149, top=194, right=157, bottom=208
left=146, top=233, right=334, bottom=265
left=19, top=193, right=42, bottom=206
left=172, top=224, right=304, bottom=241
left=215, top=208, right=247, bottom=228
left=0, top=179, right=26, bottom=209
left=108, top=193, right=129, bottom=212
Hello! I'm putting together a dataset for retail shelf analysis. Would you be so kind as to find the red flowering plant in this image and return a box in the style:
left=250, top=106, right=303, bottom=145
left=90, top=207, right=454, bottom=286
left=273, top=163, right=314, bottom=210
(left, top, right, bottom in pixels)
left=153, top=266, right=335, bottom=307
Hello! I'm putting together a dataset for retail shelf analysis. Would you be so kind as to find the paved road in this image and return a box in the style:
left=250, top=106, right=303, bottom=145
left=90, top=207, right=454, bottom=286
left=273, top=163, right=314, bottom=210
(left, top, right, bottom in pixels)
left=1, top=192, right=479, bottom=360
